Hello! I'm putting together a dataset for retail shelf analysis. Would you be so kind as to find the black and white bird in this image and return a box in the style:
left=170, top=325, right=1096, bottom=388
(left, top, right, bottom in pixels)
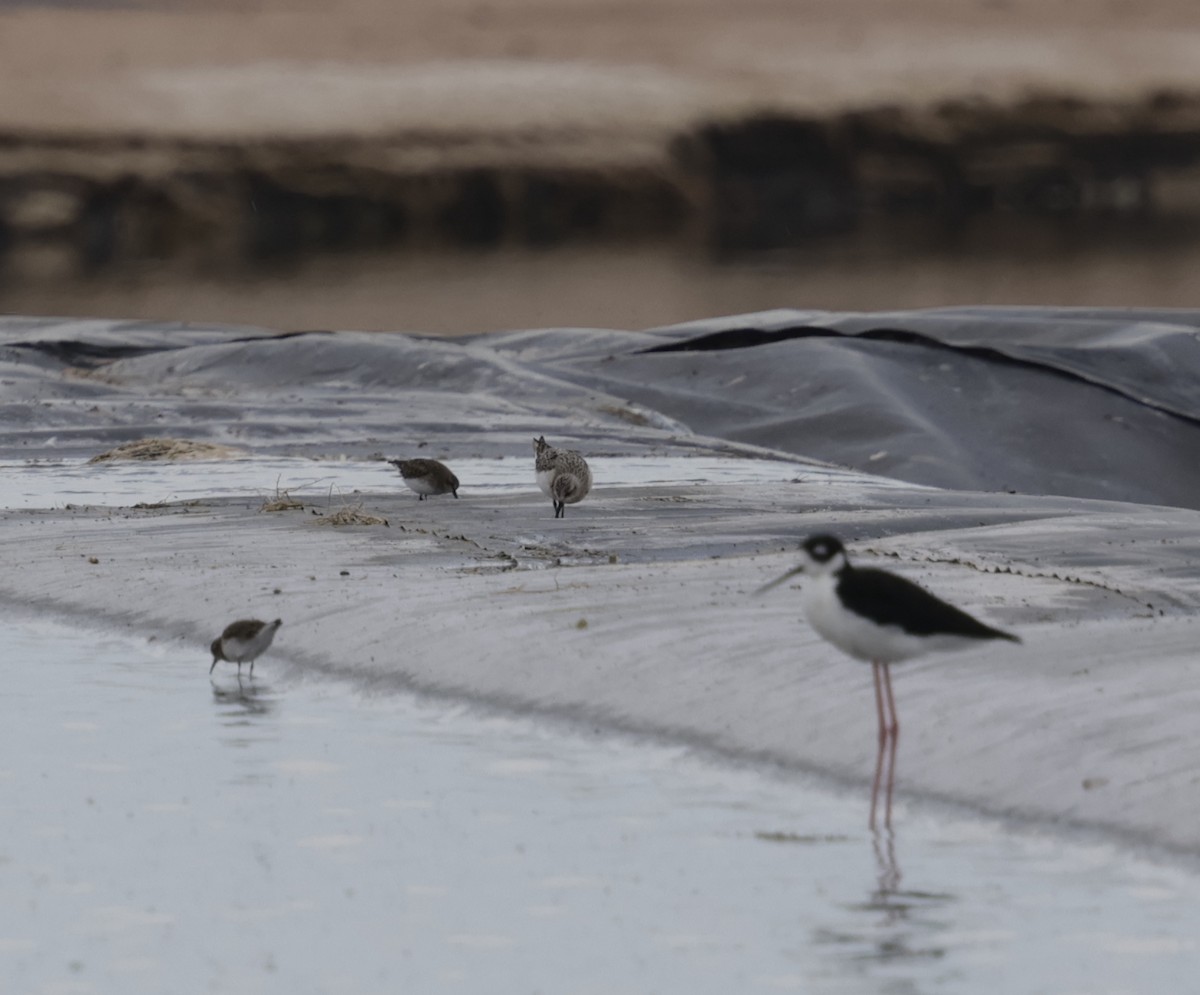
left=758, top=534, right=1019, bottom=828
left=533, top=436, right=592, bottom=519
left=387, top=458, right=459, bottom=501
left=209, top=618, right=283, bottom=678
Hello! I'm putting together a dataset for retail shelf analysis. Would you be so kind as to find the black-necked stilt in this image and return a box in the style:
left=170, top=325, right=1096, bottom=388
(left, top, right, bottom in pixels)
left=534, top=436, right=592, bottom=519
left=210, top=618, right=283, bottom=678
left=758, top=534, right=1019, bottom=828
left=387, top=458, right=460, bottom=501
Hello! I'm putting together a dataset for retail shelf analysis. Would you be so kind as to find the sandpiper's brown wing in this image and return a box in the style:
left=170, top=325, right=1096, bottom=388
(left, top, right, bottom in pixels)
left=396, top=459, right=434, bottom=478
left=402, top=458, right=458, bottom=487
left=429, top=460, right=458, bottom=488
left=221, top=619, right=267, bottom=641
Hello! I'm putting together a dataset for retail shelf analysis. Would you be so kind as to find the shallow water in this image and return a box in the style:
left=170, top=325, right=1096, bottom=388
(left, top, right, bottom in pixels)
left=6, top=240, right=1200, bottom=335
left=1, top=617, right=1198, bottom=994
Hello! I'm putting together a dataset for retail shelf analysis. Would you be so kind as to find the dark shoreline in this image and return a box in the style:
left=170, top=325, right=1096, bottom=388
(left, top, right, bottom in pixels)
left=4, top=90, right=1200, bottom=279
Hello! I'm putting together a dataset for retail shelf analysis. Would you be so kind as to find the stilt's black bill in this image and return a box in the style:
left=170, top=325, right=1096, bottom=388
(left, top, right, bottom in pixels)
left=754, top=565, right=804, bottom=596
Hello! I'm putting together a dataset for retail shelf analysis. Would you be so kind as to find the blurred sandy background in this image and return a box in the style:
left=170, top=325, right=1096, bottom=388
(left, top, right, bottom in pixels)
left=2, top=0, right=1200, bottom=331
left=4, top=0, right=1198, bottom=131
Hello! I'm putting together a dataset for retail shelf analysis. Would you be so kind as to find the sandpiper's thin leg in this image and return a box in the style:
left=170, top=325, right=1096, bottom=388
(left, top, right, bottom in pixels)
left=869, top=661, right=887, bottom=830
left=249, top=660, right=255, bottom=678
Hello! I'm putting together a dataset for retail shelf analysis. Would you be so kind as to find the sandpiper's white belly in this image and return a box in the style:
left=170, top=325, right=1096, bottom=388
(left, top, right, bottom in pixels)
left=536, top=468, right=556, bottom=498
left=404, top=476, right=440, bottom=497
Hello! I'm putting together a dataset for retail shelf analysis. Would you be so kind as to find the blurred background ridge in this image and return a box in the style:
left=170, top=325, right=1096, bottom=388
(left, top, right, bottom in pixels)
left=3, top=0, right=1200, bottom=332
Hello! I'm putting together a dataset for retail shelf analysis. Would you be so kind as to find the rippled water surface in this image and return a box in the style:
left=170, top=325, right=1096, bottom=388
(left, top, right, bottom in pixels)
left=2, top=617, right=1197, bottom=994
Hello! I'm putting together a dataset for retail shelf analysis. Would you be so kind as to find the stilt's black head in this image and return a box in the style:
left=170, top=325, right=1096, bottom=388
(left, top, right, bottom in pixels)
left=756, top=533, right=849, bottom=595
left=802, top=534, right=847, bottom=565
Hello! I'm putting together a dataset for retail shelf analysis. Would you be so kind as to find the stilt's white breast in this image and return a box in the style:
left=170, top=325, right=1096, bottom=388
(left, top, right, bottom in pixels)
left=801, top=574, right=947, bottom=663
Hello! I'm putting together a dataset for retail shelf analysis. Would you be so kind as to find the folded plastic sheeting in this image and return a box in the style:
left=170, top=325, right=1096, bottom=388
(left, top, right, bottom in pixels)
left=3, top=306, right=1199, bottom=509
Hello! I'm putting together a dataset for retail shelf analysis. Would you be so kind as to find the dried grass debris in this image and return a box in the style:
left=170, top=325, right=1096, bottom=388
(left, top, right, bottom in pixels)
left=310, top=505, right=389, bottom=528
left=88, top=438, right=241, bottom=463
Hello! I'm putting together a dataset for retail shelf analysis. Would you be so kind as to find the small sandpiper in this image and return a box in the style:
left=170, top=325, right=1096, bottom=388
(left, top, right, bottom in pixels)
left=387, top=458, right=459, bottom=501
left=758, top=534, right=1019, bottom=828
left=209, top=618, right=283, bottom=678
left=533, top=435, right=592, bottom=519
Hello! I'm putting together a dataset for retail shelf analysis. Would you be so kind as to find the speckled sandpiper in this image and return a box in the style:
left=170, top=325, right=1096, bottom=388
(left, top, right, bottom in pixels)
left=387, top=458, right=460, bottom=501
left=533, top=436, right=592, bottom=519
left=209, top=618, right=283, bottom=678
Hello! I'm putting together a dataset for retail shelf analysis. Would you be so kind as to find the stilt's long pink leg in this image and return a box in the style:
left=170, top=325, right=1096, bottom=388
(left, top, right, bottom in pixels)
left=880, top=662, right=899, bottom=829
left=881, top=661, right=899, bottom=739
left=869, top=661, right=887, bottom=830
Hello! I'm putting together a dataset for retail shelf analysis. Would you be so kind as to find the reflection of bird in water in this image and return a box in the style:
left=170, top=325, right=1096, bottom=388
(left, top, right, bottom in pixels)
left=209, top=618, right=282, bottom=678
left=533, top=436, right=592, bottom=519
left=872, top=829, right=902, bottom=894
left=857, top=841, right=955, bottom=966
left=211, top=679, right=275, bottom=718
left=387, top=458, right=460, bottom=501
left=757, top=534, right=1019, bottom=829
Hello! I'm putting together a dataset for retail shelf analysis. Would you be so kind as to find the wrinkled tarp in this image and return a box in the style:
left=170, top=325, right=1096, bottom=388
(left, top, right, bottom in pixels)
left=3, top=306, right=1199, bottom=508
left=4, top=308, right=1200, bottom=852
